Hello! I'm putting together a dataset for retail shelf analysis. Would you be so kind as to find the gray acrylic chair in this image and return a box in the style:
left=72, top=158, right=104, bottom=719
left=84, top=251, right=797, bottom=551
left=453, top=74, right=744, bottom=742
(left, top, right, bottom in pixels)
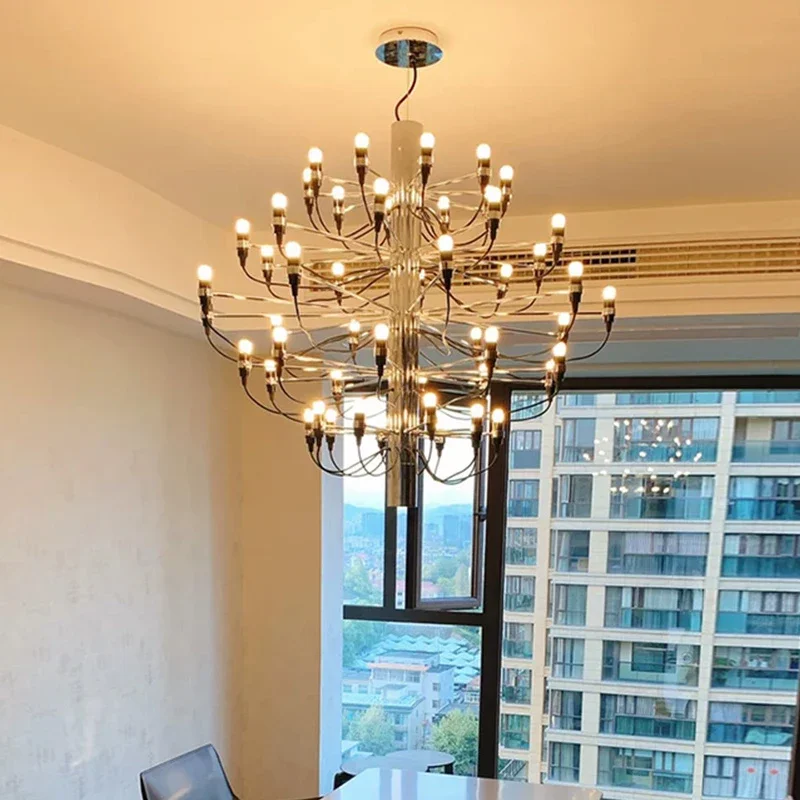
left=140, top=744, right=238, bottom=800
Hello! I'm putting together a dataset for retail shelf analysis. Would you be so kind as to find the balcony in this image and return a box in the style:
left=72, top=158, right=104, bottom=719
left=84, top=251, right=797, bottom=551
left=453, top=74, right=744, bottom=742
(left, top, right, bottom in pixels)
left=559, top=445, right=595, bottom=463
left=502, top=686, right=532, bottom=705
left=615, top=441, right=718, bottom=464
left=603, top=715, right=696, bottom=741
left=553, top=501, right=592, bottom=518
left=508, top=500, right=538, bottom=518
left=552, top=663, right=584, bottom=679
left=549, top=766, right=580, bottom=783
left=717, top=612, right=800, bottom=636
left=603, top=659, right=699, bottom=686
left=510, top=450, right=542, bottom=470
left=707, top=722, right=793, bottom=746
left=600, top=767, right=693, bottom=794
left=550, top=714, right=582, bottom=731
left=553, top=609, right=587, bottom=626
left=500, top=731, right=530, bottom=750
left=611, top=496, right=713, bottom=520
left=712, top=667, right=800, bottom=692
left=722, top=555, right=800, bottom=578
left=728, top=498, right=800, bottom=521
left=503, top=640, right=533, bottom=660
left=732, top=440, right=800, bottom=463
left=504, top=593, right=535, bottom=614
left=609, top=553, right=707, bottom=576
left=738, top=390, right=800, bottom=404
left=605, top=608, right=702, bottom=632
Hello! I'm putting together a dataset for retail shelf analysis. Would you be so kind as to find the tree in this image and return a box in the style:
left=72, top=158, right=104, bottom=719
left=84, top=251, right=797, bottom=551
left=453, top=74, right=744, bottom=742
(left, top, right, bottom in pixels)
left=342, top=619, right=387, bottom=668
left=344, top=556, right=381, bottom=605
left=349, top=705, right=395, bottom=755
left=430, top=710, right=479, bottom=776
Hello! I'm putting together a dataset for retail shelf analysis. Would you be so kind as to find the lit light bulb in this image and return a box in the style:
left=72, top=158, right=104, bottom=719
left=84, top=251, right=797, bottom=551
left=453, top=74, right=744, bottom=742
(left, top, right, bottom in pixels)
left=471, top=403, right=485, bottom=419
left=374, top=322, right=390, bottom=342
left=437, top=234, right=454, bottom=254
left=422, top=391, right=438, bottom=410
left=478, top=362, right=489, bottom=378
left=533, top=242, right=548, bottom=259
left=484, top=185, right=502, bottom=206
left=308, top=147, right=323, bottom=166
left=552, top=341, right=568, bottom=358
left=331, top=184, right=346, bottom=202
left=419, top=269, right=426, bottom=281
left=470, top=327, right=483, bottom=342
left=349, top=319, right=361, bottom=334
left=235, top=218, right=251, bottom=235
left=272, top=192, right=288, bottom=210
left=373, top=177, right=390, bottom=198
left=285, top=241, right=302, bottom=261
left=437, top=196, right=451, bottom=212
left=354, top=132, right=370, bottom=152
left=264, top=359, right=277, bottom=373
left=312, top=400, right=326, bottom=416
left=491, top=407, right=505, bottom=424
left=551, top=213, right=566, bottom=232
left=558, top=312, right=572, bottom=327
left=272, top=326, right=288, bottom=344
left=499, top=262, right=513, bottom=280
left=420, top=132, right=436, bottom=151
left=269, top=314, right=283, bottom=327
left=568, top=261, right=584, bottom=278
left=197, top=264, right=213, bottom=283
left=545, top=358, right=556, bottom=372
left=418, top=375, right=428, bottom=386
left=484, top=326, right=500, bottom=344
left=476, top=143, right=491, bottom=162
left=331, top=261, right=345, bottom=278
left=302, top=167, right=312, bottom=184
left=237, top=339, right=254, bottom=356
left=261, top=245, right=274, bottom=260
left=330, top=369, right=343, bottom=382
left=603, top=285, right=617, bottom=301
left=324, top=408, right=337, bottom=425
left=499, top=165, right=514, bottom=182
left=303, top=408, right=315, bottom=424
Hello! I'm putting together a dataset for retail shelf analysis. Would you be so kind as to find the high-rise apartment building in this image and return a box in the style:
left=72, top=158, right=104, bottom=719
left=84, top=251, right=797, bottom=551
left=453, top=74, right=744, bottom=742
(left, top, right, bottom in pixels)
left=500, top=390, right=800, bottom=800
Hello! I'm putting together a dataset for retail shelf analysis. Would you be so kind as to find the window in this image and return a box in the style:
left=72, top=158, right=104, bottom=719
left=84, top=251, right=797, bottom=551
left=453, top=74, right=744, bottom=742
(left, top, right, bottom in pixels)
left=599, top=747, right=694, bottom=793
left=613, top=416, right=719, bottom=462
left=616, top=391, right=721, bottom=405
left=704, top=756, right=790, bottom=799
left=600, top=695, right=697, bottom=740
left=504, top=575, right=535, bottom=613
left=552, top=475, right=593, bottom=517
left=733, top=418, right=800, bottom=462
left=508, top=479, right=539, bottom=518
left=501, top=668, right=532, bottom=705
left=723, top=533, right=800, bottom=578
left=712, top=647, right=800, bottom=692
left=510, top=429, right=542, bottom=469
left=506, top=527, right=536, bottom=566
left=558, top=418, right=596, bottom=462
left=738, top=390, right=800, bottom=404
left=557, top=393, right=596, bottom=408
left=500, top=713, right=530, bottom=750
left=717, top=590, right=800, bottom=636
left=550, top=584, right=587, bottom=626
left=708, top=702, right=795, bottom=747
left=728, top=477, right=800, bottom=521
left=605, top=587, right=703, bottom=631
left=603, top=641, right=700, bottom=686
left=549, top=690, right=582, bottom=731
left=610, top=474, right=714, bottom=519
left=551, top=637, right=584, bottom=679
left=551, top=530, right=590, bottom=572
left=607, top=531, right=707, bottom=575
left=498, top=759, right=528, bottom=781
left=549, top=742, right=581, bottom=782
left=503, top=622, right=533, bottom=660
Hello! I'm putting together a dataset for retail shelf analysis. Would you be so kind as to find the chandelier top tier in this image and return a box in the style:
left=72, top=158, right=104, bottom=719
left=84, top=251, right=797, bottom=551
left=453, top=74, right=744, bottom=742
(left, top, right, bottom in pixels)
left=194, top=43, right=618, bottom=507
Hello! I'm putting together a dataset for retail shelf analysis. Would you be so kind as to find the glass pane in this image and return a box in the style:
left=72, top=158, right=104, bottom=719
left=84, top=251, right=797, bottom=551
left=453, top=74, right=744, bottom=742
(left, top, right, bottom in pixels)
left=501, top=388, right=799, bottom=795
left=343, top=396, right=385, bottom=606
left=341, top=621, right=481, bottom=775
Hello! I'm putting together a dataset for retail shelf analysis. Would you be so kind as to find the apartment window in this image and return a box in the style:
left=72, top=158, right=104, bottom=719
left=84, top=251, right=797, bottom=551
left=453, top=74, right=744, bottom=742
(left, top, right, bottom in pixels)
left=551, top=584, right=587, bottom=626
left=501, top=668, right=532, bottom=705
left=510, top=429, right=542, bottom=469
left=738, top=390, right=800, bottom=404
left=610, top=474, right=714, bottom=519
left=723, top=533, right=800, bottom=578
left=733, top=418, right=800, bottom=462
left=599, top=747, right=694, bottom=794
left=704, top=756, right=790, bottom=799
left=603, top=641, right=700, bottom=686
left=552, top=475, right=593, bottom=518
left=600, top=695, right=696, bottom=741
left=506, top=527, right=537, bottom=566
left=557, top=393, right=596, bottom=408
left=613, top=416, right=719, bottom=463
left=607, top=531, right=707, bottom=575
left=502, top=622, right=533, bottom=660
left=551, top=530, right=590, bottom=572
left=558, top=418, right=596, bottom=462
left=728, top=477, right=800, bottom=521
left=550, top=690, right=582, bottom=731
left=551, top=638, right=584, bottom=679
left=511, top=392, right=544, bottom=415
left=549, top=742, right=581, bottom=782
left=508, top=480, right=539, bottom=518
left=712, top=647, right=800, bottom=692
left=500, top=713, right=531, bottom=750
left=504, top=575, right=535, bottom=613
left=708, top=702, right=795, bottom=747
left=717, top=590, right=800, bottom=636
left=498, top=759, right=528, bottom=781
left=616, top=391, right=721, bottom=405
left=605, top=587, right=703, bottom=632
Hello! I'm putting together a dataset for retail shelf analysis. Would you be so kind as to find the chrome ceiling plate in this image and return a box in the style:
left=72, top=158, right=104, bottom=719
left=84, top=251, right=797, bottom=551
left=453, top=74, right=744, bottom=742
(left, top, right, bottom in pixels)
left=375, top=26, right=443, bottom=69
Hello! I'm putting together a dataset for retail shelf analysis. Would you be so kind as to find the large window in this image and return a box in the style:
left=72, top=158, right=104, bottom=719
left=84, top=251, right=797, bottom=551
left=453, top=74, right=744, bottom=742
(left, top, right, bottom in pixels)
left=552, top=475, right=593, bottom=518
left=708, top=702, right=795, bottom=746
left=728, top=477, right=800, bottom=521
left=550, top=530, right=589, bottom=572
left=599, top=747, right=694, bottom=794
left=510, top=430, right=542, bottom=469
left=610, top=474, right=714, bottom=519
left=605, top=586, right=703, bottom=631
left=508, top=479, right=539, bottom=518
left=607, top=531, right=707, bottom=575
left=717, top=590, right=800, bottom=636
left=506, top=527, right=537, bottom=566
left=723, top=533, right=800, bottom=578
left=613, top=416, right=719, bottom=462
left=550, top=584, right=587, bottom=626
left=704, top=756, right=790, bottom=799
left=600, top=695, right=696, bottom=740
left=558, top=418, right=596, bottom=463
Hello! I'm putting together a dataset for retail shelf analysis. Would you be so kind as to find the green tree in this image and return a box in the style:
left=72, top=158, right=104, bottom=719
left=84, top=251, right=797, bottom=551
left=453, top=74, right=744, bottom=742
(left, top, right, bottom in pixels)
left=342, top=619, right=387, bottom=668
left=349, top=705, right=395, bottom=755
left=344, top=556, right=380, bottom=605
left=430, top=710, right=479, bottom=776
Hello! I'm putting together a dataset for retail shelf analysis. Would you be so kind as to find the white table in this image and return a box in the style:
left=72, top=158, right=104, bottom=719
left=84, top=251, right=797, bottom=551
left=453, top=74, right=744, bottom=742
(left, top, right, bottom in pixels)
left=326, top=768, right=602, bottom=800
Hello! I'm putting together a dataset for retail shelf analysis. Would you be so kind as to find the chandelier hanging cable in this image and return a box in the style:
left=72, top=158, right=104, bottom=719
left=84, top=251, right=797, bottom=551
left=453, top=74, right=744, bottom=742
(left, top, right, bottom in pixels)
left=193, top=27, right=618, bottom=507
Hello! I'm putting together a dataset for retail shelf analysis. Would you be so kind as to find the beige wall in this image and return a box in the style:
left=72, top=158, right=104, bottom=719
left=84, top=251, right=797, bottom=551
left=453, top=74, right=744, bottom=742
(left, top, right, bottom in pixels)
left=0, top=278, right=323, bottom=800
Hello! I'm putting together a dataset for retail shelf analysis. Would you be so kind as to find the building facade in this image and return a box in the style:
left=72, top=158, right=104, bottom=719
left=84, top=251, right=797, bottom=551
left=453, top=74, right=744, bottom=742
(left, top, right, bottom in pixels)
left=500, top=390, right=800, bottom=800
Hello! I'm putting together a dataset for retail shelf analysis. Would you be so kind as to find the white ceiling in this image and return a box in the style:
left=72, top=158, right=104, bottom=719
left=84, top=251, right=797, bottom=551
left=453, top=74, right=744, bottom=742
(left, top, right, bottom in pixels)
left=3, top=0, right=800, bottom=226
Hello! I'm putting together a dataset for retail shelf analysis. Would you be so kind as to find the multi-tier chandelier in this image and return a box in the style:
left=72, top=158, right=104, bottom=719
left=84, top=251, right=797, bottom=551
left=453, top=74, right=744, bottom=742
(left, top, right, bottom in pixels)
left=194, top=27, right=618, bottom=507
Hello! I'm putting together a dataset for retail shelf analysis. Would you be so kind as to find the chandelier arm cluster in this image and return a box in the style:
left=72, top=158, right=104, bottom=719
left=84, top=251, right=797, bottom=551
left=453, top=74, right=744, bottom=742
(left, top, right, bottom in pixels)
left=195, top=117, right=619, bottom=504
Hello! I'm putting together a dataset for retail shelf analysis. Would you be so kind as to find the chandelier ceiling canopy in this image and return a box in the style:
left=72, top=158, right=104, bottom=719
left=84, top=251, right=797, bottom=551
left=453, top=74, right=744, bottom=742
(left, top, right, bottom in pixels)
left=195, top=28, right=618, bottom=507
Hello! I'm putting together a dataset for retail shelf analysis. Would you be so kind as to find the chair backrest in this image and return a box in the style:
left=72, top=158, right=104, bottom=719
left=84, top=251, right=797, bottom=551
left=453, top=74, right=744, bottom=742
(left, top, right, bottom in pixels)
left=140, top=744, right=237, bottom=800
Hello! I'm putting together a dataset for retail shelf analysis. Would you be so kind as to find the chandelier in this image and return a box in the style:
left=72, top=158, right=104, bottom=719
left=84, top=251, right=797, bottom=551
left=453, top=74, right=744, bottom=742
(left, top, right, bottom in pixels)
left=194, top=27, right=618, bottom=507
